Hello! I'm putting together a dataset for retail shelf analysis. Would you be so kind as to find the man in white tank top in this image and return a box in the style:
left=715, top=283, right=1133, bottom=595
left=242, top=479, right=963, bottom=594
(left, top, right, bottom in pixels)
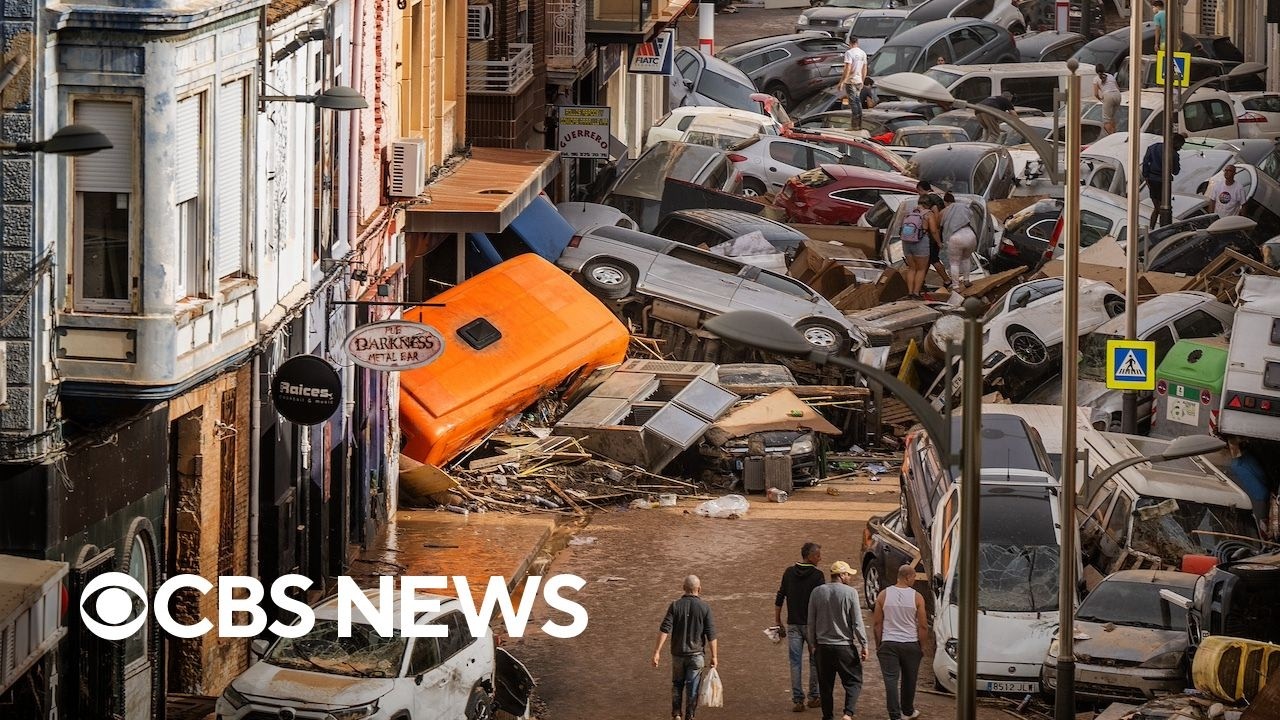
left=871, top=564, right=927, bottom=720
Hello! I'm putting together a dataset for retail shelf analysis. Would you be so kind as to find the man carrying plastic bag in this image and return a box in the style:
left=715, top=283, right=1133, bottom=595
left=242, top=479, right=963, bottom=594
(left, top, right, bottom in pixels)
left=653, top=575, right=720, bottom=720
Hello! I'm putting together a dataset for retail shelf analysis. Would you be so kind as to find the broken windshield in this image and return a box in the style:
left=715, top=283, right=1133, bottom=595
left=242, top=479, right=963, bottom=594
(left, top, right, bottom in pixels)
left=953, top=544, right=1061, bottom=613
left=1130, top=497, right=1260, bottom=563
left=1075, top=579, right=1190, bottom=631
left=266, top=620, right=406, bottom=678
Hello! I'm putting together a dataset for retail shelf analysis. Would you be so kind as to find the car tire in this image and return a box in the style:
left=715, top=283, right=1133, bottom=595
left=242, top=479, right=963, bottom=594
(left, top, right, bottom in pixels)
left=863, top=560, right=881, bottom=612
left=1104, top=295, right=1125, bottom=318
left=582, top=259, right=634, bottom=300
left=741, top=177, right=768, bottom=198
left=795, top=318, right=851, bottom=354
left=465, top=685, right=494, bottom=720
left=766, top=82, right=792, bottom=108
left=1007, top=327, right=1050, bottom=368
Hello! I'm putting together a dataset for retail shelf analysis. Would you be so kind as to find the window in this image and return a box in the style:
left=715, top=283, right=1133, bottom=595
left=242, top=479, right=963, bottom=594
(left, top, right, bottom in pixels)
left=1107, top=493, right=1132, bottom=539
left=1080, top=210, right=1112, bottom=247
left=959, top=0, right=994, bottom=17
left=972, top=155, right=997, bottom=197
left=217, top=79, right=249, bottom=279
left=833, top=188, right=883, bottom=205
left=812, top=148, right=840, bottom=166
left=799, top=38, right=846, bottom=53
left=1244, top=95, right=1280, bottom=113
left=696, top=71, right=756, bottom=111
left=1043, top=42, right=1082, bottom=61
left=437, top=613, right=475, bottom=660
left=1023, top=218, right=1056, bottom=241
left=676, top=49, right=699, bottom=81
left=1172, top=309, right=1226, bottom=339
left=951, top=77, right=991, bottom=102
left=73, top=99, right=136, bottom=312
left=1148, top=326, right=1177, bottom=364
left=175, top=93, right=207, bottom=300
left=1002, top=77, right=1058, bottom=112
left=676, top=115, right=696, bottom=131
left=1265, top=362, right=1280, bottom=390
left=657, top=218, right=722, bottom=248
left=845, top=146, right=895, bottom=173
left=669, top=246, right=742, bottom=274
left=948, top=29, right=984, bottom=59
left=1205, top=99, right=1234, bottom=129
left=769, top=141, right=809, bottom=168
left=751, top=270, right=812, bottom=298
left=925, top=40, right=953, bottom=68
left=735, top=52, right=769, bottom=74
left=406, top=637, right=442, bottom=675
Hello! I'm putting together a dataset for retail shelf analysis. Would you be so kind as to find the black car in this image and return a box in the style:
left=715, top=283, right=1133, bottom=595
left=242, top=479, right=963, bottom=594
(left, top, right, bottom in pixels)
left=1145, top=215, right=1262, bottom=275
left=990, top=197, right=1061, bottom=274
left=867, top=18, right=1019, bottom=77
left=1015, top=30, right=1086, bottom=62
left=861, top=508, right=926, bottom=612
left=652, top=209, right=810, bottom=260
left=1117, top=55, right=1266, bottom=93
left=894, top=0, right=1025, bottom=34
left=905, top=142, right=1015, bottom=200
left=1071, top=22, right=1207, bottom=75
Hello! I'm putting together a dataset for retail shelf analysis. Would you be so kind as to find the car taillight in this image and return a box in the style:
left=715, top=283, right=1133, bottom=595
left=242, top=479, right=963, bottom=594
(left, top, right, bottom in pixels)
left=1238, top=112, right=1268, bottom=123
left=727, top=153, right=748, bottom=162
left=798, top=55, right=830, bottom=65
left=872, top=131, right=893, bottom=144
left=999, top=238, right=1020, bottom=257
left=568, top=234, right=582, bottom=248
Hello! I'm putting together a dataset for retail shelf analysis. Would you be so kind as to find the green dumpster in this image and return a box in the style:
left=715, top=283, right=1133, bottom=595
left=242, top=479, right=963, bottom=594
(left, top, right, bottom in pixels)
left=1152, top=338, right=1229, bottom=439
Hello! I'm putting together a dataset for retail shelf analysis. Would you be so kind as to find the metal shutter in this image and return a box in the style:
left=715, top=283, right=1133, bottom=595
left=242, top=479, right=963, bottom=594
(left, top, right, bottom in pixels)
left=216, top=80, right=246, bottom=278
left=73, top=101, right=134, bottom=194
left=175, top=95, right=201, bottom=202
left=1199, top=0, right=1218, bottom=34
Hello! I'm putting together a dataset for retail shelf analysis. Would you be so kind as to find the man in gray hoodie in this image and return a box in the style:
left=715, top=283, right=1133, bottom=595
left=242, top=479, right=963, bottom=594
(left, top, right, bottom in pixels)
left=807, top=560, right=868, bottom=720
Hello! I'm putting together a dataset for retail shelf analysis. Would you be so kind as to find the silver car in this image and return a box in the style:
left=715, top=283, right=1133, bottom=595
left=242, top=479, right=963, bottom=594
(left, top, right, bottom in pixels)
left=727, top=135, right=845, bottom=197
left=556, top=225, right=866, bottom=353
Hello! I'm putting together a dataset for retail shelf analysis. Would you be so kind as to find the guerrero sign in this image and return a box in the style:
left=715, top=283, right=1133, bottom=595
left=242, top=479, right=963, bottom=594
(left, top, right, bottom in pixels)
left=344, top=320, right=445, bottom=371
left=271, top=354, right=342, bottom=425
left=557, top=106, right=611, bottom=159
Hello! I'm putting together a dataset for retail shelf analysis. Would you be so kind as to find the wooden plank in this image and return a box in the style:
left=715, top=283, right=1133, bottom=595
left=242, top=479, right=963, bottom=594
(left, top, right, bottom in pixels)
left=719, top=384, right=870, bottom=399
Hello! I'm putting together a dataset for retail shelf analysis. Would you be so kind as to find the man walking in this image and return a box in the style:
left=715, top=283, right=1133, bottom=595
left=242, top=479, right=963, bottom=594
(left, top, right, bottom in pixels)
left=872, top=564, right=929, bottom=720
left=654, top=575, right=719, bottom=720
left=1205, top=164, right=1246, bottom=217
left=1153, top=0, right=1167, bottom=49
left=1142, top=132, right=1185, bottom=228
left=840, top=38, right=869, bottom=130
left=776, top=543, right=826, bottom=711
left=807, top=561, right=868, bottom=720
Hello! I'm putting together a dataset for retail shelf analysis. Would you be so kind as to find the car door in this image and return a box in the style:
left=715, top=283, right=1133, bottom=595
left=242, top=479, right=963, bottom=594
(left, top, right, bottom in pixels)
left=731, top=265, right=820, bottom=319
left=947, top=27, right=986, bottom=64
left=672, top=49, right=704, bottom=107
left=765, top=139, right=818, bottom=190
left=407, top=634, right=467, bottom=718
left=435, top=611, right=490, bottom=715
left=648, top=245, right=745, bottom=312
left=1171, top=308, right=1228, bottom=343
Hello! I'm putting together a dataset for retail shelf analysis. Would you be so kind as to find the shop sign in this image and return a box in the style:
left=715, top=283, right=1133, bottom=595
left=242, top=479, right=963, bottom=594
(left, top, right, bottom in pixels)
left=344, top=320, right=445, bottom=371
left=271, top=354, right=342, bottom=425
left=628, top=29, right=675, bottom=76
left=557, top=106, right=611, bottom=159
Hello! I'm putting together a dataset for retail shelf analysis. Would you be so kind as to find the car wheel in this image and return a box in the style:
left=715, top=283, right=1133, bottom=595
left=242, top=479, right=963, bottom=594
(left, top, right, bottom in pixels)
left=465, top=685, right=494, bottom=720
left=863, top=561, right=881, bottom=611
left=766, top=82, right=792, bottom=108
left=582, top=259, right=634, bottom=300
left=1104, top=295, right=1125, bottom=318
left=1007, top=327, right=1050, bottom=368
left=741, top=177, right=768, bottom=198
left=795, top=318, right=851, bottom=354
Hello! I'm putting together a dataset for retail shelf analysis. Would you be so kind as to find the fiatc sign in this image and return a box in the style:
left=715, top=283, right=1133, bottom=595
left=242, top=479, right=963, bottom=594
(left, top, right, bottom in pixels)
left=557, top=106, right=611, bottom=159
left=628, top=29, right=675, bottom=76
left=271, top=354, right=342, bottom=425
left=345, top=320, right=445, bottom=371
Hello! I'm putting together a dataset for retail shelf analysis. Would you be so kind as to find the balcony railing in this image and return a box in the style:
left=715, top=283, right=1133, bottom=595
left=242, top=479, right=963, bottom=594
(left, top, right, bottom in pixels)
left=467, top=43, right=535, bottom=95
left=547, top=0, right=587, bottom=69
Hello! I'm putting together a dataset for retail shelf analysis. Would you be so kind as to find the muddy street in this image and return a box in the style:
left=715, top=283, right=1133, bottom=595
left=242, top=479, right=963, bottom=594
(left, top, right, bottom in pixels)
left=506, top=478, right=1015, bottom=720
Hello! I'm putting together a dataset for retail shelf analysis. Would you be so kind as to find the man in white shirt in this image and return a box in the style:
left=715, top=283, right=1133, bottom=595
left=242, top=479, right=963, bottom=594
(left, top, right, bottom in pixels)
left=1205, top=164, right=1246, bottom=217
left=840, top=38, right=869, bottom=130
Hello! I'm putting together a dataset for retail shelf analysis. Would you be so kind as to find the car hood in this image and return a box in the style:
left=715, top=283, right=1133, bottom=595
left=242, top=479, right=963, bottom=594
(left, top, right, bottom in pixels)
left=803, top=6, right=860, bottom=20
left=1027, top=379, right=1119, bottom=415
left=941, top=605, right=1058, bottom=666
left=231, top=663, right=396, bottom=710
left=1073, top=620, right=1188, bottom=665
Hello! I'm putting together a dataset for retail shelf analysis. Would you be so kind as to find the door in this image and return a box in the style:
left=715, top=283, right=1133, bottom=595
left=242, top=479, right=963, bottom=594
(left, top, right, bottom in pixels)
left=649, top=246, right=744, bottom=312
left=408, top=636, right=467, bottom=718
left=765, top=140, right=815, bottom=189
left=123, top=539, right=154, bottom=719
left=495, top=648, right=534, bottom=718
left=731, top=267, right=818, bottom=317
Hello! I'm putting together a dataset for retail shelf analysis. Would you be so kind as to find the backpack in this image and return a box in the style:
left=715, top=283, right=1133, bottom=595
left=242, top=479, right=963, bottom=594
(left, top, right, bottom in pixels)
left=901, top=206, right=927, bottom=243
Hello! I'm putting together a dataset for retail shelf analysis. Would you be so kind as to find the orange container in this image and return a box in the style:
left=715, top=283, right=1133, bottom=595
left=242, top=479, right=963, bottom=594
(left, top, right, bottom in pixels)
left=399, top=254, right=629, bottom=466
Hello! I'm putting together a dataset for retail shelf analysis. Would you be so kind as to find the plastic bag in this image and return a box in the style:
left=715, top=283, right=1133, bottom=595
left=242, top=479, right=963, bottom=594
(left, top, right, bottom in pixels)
left=698, top=667, right=724, bottom=708
left=694, top=494, right=749, bottom=519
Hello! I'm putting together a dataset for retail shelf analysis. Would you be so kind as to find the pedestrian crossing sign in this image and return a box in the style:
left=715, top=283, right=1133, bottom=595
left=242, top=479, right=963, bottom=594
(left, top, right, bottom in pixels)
left=1106, top=340, right=1157, bottom=390
left=1154, top=51, right=1192, bottom=88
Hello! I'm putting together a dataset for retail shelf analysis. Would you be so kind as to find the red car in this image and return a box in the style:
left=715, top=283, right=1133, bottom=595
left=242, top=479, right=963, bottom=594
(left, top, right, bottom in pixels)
left=777, top=164, right=917, bottom=225
left=779, top=126, right=909, bottom=175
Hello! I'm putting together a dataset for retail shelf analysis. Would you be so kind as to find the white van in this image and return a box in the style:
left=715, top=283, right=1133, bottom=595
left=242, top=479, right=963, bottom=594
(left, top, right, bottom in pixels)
left=918, top=62, right=1098, bottom=113
left=1219, top=274, right=1280, bottom=441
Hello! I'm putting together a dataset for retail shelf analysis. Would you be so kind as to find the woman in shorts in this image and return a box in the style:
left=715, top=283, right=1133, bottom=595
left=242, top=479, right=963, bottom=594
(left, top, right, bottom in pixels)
left=902, top=198, right=935, bottom=297
left=1094, top=64, right=1121, bottom=136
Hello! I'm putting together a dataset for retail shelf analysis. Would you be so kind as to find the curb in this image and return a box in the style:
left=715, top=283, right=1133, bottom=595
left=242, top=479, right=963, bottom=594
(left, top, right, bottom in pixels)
left=505, top=519, right=557, bottom=593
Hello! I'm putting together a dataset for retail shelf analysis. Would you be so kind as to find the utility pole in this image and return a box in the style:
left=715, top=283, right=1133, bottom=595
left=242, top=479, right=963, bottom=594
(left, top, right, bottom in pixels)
left=699, top=2, right=715, bottom=55
left=1159, top=0, right=1179, bottom=227
left=1122, top=0, right=1148, bottom=433
left=957, top=296, right=984, bottom=720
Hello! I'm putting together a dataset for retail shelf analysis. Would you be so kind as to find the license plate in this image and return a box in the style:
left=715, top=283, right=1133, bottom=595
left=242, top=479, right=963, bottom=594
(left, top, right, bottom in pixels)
left=982, top=681, right=1039, bottom=694
left=828, top=65, right=843, bottom=76
left=1167, top=395, right=1201, bottom=425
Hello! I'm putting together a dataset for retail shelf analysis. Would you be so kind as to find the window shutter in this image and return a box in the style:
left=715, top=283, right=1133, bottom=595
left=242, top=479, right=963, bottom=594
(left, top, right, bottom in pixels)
left=216, top=81, right=246, bottom=278
left=73, top=101, right=134, bottom=194
left=175, top=95, right=201, bottom=202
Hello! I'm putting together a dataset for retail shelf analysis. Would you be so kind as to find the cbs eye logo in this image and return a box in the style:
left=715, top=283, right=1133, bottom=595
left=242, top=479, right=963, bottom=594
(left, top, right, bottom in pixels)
left=80, top=572, right=149, bottom=640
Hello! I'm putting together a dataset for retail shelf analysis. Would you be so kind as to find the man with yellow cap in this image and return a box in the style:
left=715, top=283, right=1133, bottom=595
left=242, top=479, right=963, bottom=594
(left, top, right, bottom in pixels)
left=806, top=560, right=868, bottom=720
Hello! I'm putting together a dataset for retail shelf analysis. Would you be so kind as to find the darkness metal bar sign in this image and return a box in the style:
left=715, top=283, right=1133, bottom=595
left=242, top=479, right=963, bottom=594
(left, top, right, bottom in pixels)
left=343, top=320, right=445, bottom=372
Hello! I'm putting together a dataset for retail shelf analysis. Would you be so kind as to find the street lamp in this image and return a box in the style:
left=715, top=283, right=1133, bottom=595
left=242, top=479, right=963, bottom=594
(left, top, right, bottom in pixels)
left=704, top=303, right=987, bottom=720
left=1053, top=432, right=1225, bottom=714
left=0, top=123, right=113, bottom=156
left=259, top=85, right=369, bottom=112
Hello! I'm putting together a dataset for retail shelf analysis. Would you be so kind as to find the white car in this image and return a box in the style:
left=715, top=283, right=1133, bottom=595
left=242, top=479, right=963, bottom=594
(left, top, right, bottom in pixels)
left=556, top=202, right=638, bottom=235
left=1077, top=87, right=1240, bottom=140
left=978, top=276, right=1125, bottom=376
left=643, top=107, right=783, bottom=151
left=215, top=590, right=533, bottom=720
left=726, top=135, right=846, bottom=198
left=1232, top=92, right=1280, bottom=140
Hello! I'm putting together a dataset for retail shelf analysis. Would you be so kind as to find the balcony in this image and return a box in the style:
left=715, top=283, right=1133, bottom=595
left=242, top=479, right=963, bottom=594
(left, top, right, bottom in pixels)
left=586, top=0, right=656, bottom=42
left=467, top=43, right=535, bottom=95
left=547, top=0, right=587, bottom=71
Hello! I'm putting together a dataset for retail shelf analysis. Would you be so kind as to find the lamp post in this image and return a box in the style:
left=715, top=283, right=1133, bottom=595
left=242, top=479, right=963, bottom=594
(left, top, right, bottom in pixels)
left=1159, top=0, right=1180, bottom=228
left=1121, top=3, right=1144, bottom=434
left=1095, top=434, right=1226, bottom=490
left=0, top=123, right=113, bottom=156
left=259, top=85, right=369, bottom=112
left=703, top=302, right=987, bottom=720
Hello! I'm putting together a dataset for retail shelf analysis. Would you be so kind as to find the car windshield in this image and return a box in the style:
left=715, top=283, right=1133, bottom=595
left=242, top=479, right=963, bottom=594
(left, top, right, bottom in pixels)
left=684, top=129, right=753, bottom=150
left=794, top=167, right=835, bottom=187
left=1076, top=580, right=1191, bottom=630
left=853, top=14, right=904, bottom=38
left=903, top=128, right=965, bottom=148
left=923, top=68, right=961, bottom=87
left=698, top=70, right=758, bottom=111
left=905, top=157, right=972, bottom=194
left=794, top=88, right=843, bottom=119
left=869, top=46, right=918, bottom=76
left=1078, top=331, right=1115, bottom=381
left=1072, top=40, right=1123, bottom=70
left=951, top=489, right=1061, bottom=613
left=826, top=0, right=886, bottom=7
left=265, top=620, right=406, bottom=678
left=1130, top=497, right=1260, bottom=563
left=1078, top=103, right=1153, bottom=133
left=615, top=144, right=716, bottom=200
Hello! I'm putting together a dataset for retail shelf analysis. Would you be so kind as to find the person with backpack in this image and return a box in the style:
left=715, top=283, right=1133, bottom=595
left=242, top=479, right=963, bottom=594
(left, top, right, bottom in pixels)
left=900, top=199, right=932, bottom=298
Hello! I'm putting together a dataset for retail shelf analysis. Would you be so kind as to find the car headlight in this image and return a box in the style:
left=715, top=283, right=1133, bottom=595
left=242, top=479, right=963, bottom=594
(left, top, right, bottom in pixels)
left=791, top=437, right=815, bottom=455
left=1141, top=650, right=1184, bottom=669
left=328, top=702, right=379, bottom=720
left=1047, top=638, right=1060, bottom=659
left=797, top=14, right=809, bottom=24
left=842, top=16, right=856, bottom=26
left=217, top=685, right=249, bottom=712
left=945, top=638, right=958, bottom=660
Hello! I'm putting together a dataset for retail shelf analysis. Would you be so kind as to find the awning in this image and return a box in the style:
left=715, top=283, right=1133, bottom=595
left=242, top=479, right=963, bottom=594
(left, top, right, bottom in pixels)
left=404, top=147, right=561, bottom=235
left=0, top=555, right=69, bottom=695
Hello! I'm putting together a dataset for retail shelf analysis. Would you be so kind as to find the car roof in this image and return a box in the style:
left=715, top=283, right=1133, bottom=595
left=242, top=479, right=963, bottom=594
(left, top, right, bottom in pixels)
left=1016, top=30, right=1085, bottom=51
left=667, top=106, right=772, bottom=122
left=929, top=61, right=1087, bottom=75
left=1128, top=87, right=1234, bottom=108
left=1092, top=291, right=1223, bottom=337
left=897, top=125, right=960, bottom=135
left=1102, top=569, right=1201, bottom=588
left=906, top=0, right=971, bottom=22
left=880, top=17, right=992, bottom=46
left=817, top=163, right=915, bottom=184
left=665, top=209, right=805, bottom=238
left=1085, top=431, right=1250, bottom=508
left=719, top=34, right=823, bottom=56
left=314, top=588, right=458, bottom=628
left=854, top=7, right=910, bottom=18
left=911, top=141, right=1003, bottom=163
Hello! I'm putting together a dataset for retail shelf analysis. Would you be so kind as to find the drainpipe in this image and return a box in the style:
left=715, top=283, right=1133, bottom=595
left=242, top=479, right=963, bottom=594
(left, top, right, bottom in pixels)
left=347, top=0, right=365, bottom=258
left=249, top=353, right=262, bottom=579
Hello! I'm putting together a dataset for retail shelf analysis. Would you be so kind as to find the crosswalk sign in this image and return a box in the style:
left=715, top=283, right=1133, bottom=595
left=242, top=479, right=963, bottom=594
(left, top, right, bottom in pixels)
left=1154, top=50, right=1192, bottom=88
left=1106, top=340, right=1157, bottom=390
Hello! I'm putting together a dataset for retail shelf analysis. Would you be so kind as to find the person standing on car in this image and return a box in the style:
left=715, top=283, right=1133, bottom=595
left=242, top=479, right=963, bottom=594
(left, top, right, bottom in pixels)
left=941, top=192, right=977, bottom=289
left=1142, top=132, right=1185, bottom=228
left=872, top=564, right=928, bottom=720
left=776, top=543, right=826, bottom=712
left=1153, top=0, right=1167, bottom=49
left=859, top=78, right=878, bottom=111
left=913, top=183, right=951, bottom=291
left=840, top=38, right=869, bottom=130
left=1205, top=164, right=1246, bottom=217
left=654, top=575, right=719, bottom=720
left=808, top=561, right=868, bottom=720
left=1093, top=64, right=1122, bottom=136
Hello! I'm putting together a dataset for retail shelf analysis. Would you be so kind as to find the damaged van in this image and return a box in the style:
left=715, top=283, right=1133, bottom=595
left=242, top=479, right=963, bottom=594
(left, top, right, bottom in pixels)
left=215, top=590, right=533, bottom=720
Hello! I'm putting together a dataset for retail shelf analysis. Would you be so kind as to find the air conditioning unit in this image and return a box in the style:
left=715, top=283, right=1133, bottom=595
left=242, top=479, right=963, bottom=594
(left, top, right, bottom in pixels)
left=388, top=139, right=427, bottom=198
left=467, top=5, right=493, bottom=40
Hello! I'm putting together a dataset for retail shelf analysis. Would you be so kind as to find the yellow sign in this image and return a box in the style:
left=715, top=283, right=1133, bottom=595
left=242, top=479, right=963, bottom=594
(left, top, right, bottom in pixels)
left=1154, top=50, right=1192, bottom=88
left=1105, top=340, right=1157, bottom=390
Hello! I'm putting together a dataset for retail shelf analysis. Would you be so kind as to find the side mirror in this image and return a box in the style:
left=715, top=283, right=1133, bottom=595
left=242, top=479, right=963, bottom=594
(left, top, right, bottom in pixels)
left=415, top=673, right=425, bottom=686
left=683, top=79, right=695, bottom=91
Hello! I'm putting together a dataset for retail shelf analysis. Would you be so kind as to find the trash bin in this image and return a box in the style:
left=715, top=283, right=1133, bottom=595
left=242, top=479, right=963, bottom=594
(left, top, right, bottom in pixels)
left=1152, top=338, right=1228, bottom=440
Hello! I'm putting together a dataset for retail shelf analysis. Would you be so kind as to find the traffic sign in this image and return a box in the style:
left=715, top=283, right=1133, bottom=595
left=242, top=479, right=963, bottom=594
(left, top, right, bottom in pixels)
left=1154, top=50, right=1192, bottom=88
left=1106, top=340, right=1157, bottom=390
